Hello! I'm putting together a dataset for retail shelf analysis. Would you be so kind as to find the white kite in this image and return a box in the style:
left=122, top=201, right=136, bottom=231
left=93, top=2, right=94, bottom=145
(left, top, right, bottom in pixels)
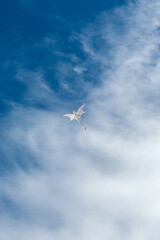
left=63, top=104, right=86, bottom=130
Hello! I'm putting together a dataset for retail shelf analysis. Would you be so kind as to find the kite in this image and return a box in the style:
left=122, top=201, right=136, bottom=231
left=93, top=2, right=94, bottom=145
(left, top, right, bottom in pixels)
left=63, top=103, right=86, bottom=130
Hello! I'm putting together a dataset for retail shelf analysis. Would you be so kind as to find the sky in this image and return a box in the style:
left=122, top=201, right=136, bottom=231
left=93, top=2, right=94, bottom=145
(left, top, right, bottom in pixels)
left=1, top=0, right=160, bottom=239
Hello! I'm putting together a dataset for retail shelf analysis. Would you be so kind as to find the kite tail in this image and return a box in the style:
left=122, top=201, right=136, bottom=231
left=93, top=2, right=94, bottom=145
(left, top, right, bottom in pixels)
left=78, top=117, right=86, bottom=130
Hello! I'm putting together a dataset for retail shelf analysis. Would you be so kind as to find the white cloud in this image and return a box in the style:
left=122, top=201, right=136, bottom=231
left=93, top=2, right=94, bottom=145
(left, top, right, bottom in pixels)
left=15, top=68, right=58, bottom=107
left=1, top=0, right=160, bottom=239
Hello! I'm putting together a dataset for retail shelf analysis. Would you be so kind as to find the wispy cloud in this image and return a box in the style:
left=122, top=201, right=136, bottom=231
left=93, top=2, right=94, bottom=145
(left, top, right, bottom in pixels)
left=1, top=0, right=160, bottom=239
left=16, top=68, right=55, bottom=104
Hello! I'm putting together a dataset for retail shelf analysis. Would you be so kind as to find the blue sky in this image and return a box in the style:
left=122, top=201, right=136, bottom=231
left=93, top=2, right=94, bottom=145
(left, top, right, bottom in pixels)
left=1, top=0, right=160, bottom=239
left=0, top=0, right=126, bottom=115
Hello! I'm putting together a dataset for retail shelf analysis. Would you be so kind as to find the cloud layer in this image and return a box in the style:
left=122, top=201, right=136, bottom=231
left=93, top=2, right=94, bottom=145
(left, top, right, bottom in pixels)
left=1, top=0, right=160, bottom=239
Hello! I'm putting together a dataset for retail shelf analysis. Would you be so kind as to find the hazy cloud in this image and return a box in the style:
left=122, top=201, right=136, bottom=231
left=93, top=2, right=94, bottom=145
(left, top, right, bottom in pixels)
left=1, top=0, right=160, bottom=239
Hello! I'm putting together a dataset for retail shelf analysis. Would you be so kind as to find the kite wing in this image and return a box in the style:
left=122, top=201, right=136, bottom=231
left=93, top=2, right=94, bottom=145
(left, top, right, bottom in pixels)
left=76, top=104, right=85, bottom=118
left=63, top=114, right=75, bottom=121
